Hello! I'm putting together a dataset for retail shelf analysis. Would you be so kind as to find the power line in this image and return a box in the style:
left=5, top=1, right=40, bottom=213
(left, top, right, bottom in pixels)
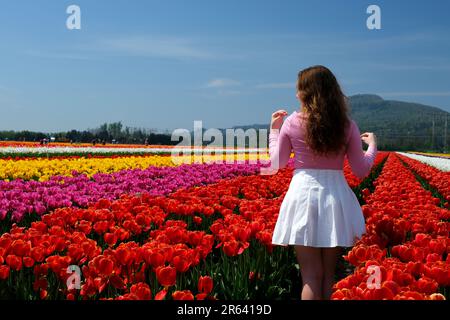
left=370, top=134, right=444, bottom=136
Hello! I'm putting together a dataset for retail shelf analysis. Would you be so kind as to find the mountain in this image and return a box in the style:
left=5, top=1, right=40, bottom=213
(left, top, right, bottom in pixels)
left=347, top=94, right=449, bottom=151
left=231, top=94, right=450, bottom=152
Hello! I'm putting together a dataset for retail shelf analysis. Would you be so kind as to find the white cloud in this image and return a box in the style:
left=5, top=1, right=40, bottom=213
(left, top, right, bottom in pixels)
left=100, top=36, right=214, bottom=60
left=205, top=78, right=240, bottom=88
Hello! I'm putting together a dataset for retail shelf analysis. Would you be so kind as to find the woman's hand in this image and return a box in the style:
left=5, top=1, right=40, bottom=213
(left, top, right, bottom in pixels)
left=360, top=132, right=377, bottom=145
left=270, top=109, right=288, bottom=130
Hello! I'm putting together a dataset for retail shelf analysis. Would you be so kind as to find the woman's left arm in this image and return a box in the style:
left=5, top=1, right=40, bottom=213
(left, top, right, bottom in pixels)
left=268, top=110, right=292, bottom=171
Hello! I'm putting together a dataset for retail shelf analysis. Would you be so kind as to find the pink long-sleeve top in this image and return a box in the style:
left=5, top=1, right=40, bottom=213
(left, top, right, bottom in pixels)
left=269, top=111, right=378, bottom=178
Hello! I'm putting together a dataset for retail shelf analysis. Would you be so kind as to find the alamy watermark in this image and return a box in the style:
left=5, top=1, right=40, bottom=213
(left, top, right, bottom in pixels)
left=64, top=4, right=381, bottom=32
left=169, top=121, right=279, bottom=175
left=366, top=265, right=382, bottom=289
left=367, top=5, right=381, bottom=30
left=66, top=5, right=81, bottom=30
left=66, top=265, right=82, bottom=290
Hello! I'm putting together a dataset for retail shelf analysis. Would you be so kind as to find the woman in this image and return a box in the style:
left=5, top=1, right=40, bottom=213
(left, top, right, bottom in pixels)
left=268, top=65, right=377, bottom=300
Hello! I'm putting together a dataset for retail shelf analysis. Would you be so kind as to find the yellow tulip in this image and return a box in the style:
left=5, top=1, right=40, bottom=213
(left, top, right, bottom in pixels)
left=0, top=153, right=269, bottom=181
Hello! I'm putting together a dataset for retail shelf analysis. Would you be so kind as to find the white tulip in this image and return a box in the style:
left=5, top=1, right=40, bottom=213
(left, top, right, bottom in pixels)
left=397, top=152, right=450, bottom=172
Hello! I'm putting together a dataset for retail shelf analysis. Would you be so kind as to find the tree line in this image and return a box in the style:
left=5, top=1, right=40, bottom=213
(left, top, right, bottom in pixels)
left=0, top=122, right=177, bottom=145
left=0, top=121, right=448, bottom=153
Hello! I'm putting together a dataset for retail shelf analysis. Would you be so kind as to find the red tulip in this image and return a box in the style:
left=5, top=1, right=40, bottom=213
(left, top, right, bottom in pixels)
left=23, top=257, right=35, bottom=268
left=233, top=227, right=251, bottom=242
left=172, top=290, right=194, bottom=300
left=109, top=274, right=126, bottom=290
left=237, top=242, right=249, bottom=255
left=362, top=188, right=371, bottom=197
left=203, top=206, right=214, bottom=216
left=93, top=221, right=109, bottom=234
left=0, top=265, right=10, bottom=280
left=96, top=199, right=112, bottom=209
left=196, top=293, right=208, bottom=300
left=115, top=247, right=132, bottom=266
left=6, top=255, right=22, bottom=271
left=11, top=240, right=31, bottom=257
left=426, top=253, right=441, bottom=263
left=77, top=220, right=92, bottom=234
left=93, top=277, right=108, bottom=293
left=429, top=239, right=445, bottom=255
left=425, top=264, right=450, bottom=286
left=198, top=276, right=213, bottom=294
left=39, top=289, right=48, bottom=300
left=155, top=289, right=168, bottom=300
left=166, top=228, right=184, bottom=244
left=104, top=233, right=118, bottom=247
left=193, top=216, right=202, bottom=225
left=414, top=277, right=438, bottom=295
left=405, top=261, right=423, bottom=277
left=46, top=255, right=69, bottom=274
left=172, top=255, right=190, bottom=273
left=98, top=257, right=114, bottom=275
left=355, top=246, right=367, bottom=261
left=381, top=281, right=400, bottom=296
left=146, top=251, right=165, bottom=269
left=223, top=240, right=239, bottom=257
left=156, top=266, right=176, bottom=287
left=130, top=283, right=152, bottom=300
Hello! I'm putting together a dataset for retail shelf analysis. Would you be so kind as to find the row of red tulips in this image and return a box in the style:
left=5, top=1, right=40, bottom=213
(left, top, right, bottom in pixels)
left=332, top=154, right=449, bottom=300
left=396, top=153, right=450, bottom=207
left=344, top=160, right=368, bottom=189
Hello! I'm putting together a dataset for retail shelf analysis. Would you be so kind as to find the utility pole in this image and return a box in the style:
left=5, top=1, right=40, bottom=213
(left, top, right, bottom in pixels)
left=445, top=114, right=448, bottom=153
left=431, top=115, right=435, bottom=151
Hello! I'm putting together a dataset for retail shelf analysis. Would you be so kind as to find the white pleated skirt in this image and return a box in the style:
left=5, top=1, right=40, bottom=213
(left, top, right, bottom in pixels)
left=272, top=169, right=366, bottom=248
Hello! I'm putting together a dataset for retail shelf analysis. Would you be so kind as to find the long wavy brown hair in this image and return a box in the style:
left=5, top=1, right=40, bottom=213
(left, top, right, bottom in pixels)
left=297, top=65, right=350, bottom=156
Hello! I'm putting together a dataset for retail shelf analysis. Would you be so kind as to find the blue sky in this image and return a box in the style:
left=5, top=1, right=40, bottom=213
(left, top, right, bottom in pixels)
left=0, top=0, right=449, bottom=132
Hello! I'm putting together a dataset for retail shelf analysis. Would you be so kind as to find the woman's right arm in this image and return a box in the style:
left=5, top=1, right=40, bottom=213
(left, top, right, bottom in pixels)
left=268, top=110, right=292, bottom=171
left=346, top=121, right=378, bottom=179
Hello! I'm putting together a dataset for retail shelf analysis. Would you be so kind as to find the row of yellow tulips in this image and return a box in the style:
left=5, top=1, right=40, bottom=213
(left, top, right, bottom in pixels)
left=0, top=154, right=269, bottom=181
left=407, top=151, right=450, bottom=159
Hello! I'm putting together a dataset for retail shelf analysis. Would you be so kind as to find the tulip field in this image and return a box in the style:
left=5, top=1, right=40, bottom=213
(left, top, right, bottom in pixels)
left=0, top=144, right=448, bottom=300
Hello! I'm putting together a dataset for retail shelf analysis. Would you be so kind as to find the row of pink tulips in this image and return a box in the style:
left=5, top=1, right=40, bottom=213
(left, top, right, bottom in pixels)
left=0, top=162, right=262, bottom=224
